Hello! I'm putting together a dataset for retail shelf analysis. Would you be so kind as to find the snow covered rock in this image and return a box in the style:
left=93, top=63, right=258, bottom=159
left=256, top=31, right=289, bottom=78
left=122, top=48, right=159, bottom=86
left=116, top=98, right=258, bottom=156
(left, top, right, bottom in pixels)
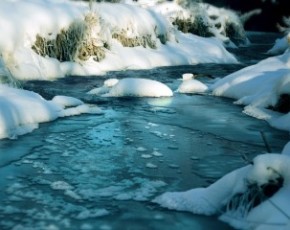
left=176, top=73, right=208, bottom=94
left=89, top=78, right=173, bottom=98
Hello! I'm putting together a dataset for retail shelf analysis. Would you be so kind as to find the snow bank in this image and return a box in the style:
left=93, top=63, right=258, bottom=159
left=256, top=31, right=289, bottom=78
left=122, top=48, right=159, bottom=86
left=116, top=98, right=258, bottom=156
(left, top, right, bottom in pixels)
left=0, top=0, right=85, bottom=80
left=211, top=51, right=290, bottom=132
left=0, top=0, right=237, bottom=81
left=148, top=1, right=249, bottom=47
left=268, top=16, right=290, bottom=55
left=0, top=85, right=102, bottom=139
left=154, top=153, right=290, bottom=230
left=88, top=78, right=173, bottom=97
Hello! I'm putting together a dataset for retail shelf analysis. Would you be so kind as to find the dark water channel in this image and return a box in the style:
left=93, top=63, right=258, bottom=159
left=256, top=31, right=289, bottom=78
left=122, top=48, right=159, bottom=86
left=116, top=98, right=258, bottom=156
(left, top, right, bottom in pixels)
left=0, top=32, right=289, bottom=230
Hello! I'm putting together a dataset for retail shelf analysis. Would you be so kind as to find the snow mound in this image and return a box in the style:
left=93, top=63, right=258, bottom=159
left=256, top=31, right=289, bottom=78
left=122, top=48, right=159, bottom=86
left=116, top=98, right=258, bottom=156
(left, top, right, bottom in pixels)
left=211, top=51, right=290, bottom=132
left=89, top=78, right=173, bottom=98
left=154, top=153, right=290, bottom=230
left=0, top=84, right=102, bottom=139
left=176, top=73, right=208, bottom=94
left=267, top=35, right=289, bottom=55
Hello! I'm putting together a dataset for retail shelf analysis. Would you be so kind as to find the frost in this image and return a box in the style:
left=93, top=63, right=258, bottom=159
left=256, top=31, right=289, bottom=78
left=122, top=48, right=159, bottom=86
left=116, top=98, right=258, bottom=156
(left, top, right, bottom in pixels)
left=168, top=164, right=180, bottom=169
left=141, top=154, right=153, bottom=159
left=64, top=190, right=82, bottom=200
left=152, top=150, right=163, bottom=157
left=146, top=163, right=158, bottom=168
left=76, top=209, right=109, bottom=220
left=51, top=181, right=74, bottom=190
left=80, top=223, right=93, bottom=230
left=137, top=146, right=147, bottom=152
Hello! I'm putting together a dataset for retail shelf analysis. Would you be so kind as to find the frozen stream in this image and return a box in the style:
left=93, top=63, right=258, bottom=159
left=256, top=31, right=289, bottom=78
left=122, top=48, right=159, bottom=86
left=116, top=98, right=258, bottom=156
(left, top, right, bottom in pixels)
left=0, top=32, right=289, bottom=229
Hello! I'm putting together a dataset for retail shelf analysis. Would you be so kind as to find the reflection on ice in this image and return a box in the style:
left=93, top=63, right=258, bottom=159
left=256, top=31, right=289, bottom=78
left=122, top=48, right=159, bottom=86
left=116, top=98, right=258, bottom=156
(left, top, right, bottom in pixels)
left=147, top=97, right=173, bottom=107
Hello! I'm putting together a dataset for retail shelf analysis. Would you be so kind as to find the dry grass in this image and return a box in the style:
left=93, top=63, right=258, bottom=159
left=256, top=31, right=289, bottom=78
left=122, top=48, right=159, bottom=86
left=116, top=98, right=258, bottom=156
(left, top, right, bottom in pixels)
left=0, top=54, right=20, bottom=87
left=112, top=31, right=157, bottom=49
left=224, top=21, right=248, bottom=45
left=32, top=9, right=169, bottom=61
left=173, top=16, right=214, bottom=37
left=32, top=12, right=108, bottom=62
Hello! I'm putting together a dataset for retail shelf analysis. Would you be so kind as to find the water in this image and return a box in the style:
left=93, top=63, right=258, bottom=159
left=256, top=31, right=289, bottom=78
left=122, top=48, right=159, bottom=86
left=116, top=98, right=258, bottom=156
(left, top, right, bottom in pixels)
left=0, top=32, right=289, bottom=230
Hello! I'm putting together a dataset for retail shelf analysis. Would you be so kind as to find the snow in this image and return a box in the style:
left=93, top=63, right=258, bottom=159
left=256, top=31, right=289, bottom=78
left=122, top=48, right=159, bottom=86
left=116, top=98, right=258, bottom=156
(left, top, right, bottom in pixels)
left=89, top=78, right=173, bottom=98
left=146, top=1, right=249, bottom=47
left=0, top=0, right=237, bottom=81
left=0, top=0, right=239, bottom=137
left=76, top=209, right=109, bottom=220
left=0, top=0, right=290, bottom=228
left=282, top=141, right=290, bottom=156
left=153, top=165, right=249, bottom=216
left=154, top=154, right=290, bottom=229
left=267, top=33, right=290, bottom=55
left=176, top=73, right=208, bottom=94
left=0, top=84, right=102, bottom=139
left=211, top=51, right=290, bottom=132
